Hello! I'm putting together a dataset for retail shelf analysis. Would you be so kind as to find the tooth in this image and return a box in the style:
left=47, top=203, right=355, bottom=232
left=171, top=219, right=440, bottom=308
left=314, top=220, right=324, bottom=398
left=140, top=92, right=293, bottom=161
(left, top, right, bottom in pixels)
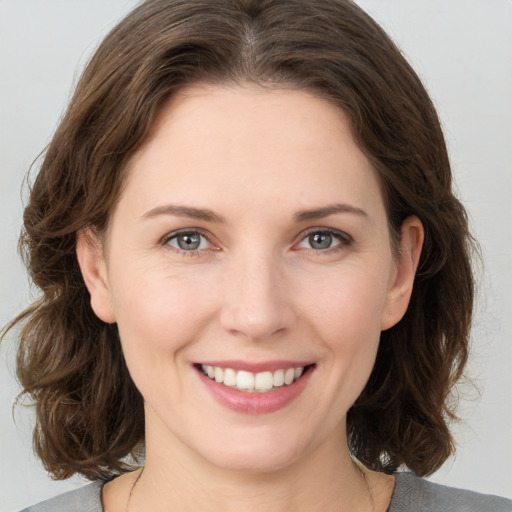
left=236, top=370, right=255, bottom=391
left=223, top=368, right=237, bottom=387
left=273, top=369, right=285, bottom=387
left=254, top=371, right=273, bottom=391
left=204, top=365, right=305, bottom=391
left=284, top=368, right=295, bottom=385
left=214, top=367, right=224, bottom=383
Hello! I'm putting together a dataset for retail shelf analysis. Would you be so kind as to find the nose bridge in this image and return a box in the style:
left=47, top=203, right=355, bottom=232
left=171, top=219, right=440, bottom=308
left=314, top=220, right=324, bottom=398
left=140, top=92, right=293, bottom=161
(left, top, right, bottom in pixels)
left=220, top=245, right=294, bottom=340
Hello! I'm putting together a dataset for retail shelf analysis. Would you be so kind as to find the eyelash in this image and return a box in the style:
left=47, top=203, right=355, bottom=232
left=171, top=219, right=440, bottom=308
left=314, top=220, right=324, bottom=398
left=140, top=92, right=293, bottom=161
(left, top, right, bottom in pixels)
left=161, top=229, right=215, bottom=257
left=295, top=228, right=352, bottom=253
left=161, top=228, right=352, bottom=256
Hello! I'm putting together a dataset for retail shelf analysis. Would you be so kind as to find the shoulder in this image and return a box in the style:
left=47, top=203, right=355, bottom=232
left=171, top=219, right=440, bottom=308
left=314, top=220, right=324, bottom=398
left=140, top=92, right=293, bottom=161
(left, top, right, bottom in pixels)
left=390, top=472, right=512, bottom=512
left=19, top=481, right=104, bottom=512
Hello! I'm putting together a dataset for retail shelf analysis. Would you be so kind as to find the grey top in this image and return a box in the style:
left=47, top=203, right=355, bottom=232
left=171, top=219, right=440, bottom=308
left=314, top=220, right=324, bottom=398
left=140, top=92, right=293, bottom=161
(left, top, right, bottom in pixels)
left=20, top=472, right=512, bottom=512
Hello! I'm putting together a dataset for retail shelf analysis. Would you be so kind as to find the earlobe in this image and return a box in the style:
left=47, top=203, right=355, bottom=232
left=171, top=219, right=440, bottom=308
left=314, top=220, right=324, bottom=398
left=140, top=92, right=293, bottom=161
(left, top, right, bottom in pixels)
left=381, top=216, right=424, bottom=330
left=76, top=229, right=116, bottom=324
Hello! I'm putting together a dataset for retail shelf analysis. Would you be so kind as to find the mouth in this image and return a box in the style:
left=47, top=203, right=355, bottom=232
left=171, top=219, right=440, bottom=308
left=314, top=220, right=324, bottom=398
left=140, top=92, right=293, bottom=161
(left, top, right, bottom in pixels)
left=195, top=363, right=315, bottom=394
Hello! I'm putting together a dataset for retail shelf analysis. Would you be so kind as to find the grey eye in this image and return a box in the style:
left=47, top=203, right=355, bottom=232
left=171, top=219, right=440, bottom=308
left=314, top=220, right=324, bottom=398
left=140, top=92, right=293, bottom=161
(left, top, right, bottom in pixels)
left=297, top=230, right=348, bottom=251
left=177, top=233, right=200, bottom=250
left=168, top=231, right=208, bottom=251
left=308, top=232, right=333, bottom=250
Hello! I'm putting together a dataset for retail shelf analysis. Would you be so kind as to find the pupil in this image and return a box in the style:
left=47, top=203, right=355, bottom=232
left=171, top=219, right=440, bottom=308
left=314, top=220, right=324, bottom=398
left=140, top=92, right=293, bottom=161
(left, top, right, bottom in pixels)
left=310, top=232, right=332, bottom=249
left=178, top=233, right=200, bottom=250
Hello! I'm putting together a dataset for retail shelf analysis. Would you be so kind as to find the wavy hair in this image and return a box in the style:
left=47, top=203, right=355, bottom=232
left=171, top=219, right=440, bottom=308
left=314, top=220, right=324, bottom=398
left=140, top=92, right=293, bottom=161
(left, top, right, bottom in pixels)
left=4, top=0, right=475, bottom=480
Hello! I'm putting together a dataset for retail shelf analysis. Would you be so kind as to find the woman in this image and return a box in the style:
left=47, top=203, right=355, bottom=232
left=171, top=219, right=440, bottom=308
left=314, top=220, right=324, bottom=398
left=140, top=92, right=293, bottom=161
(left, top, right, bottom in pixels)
left=4, top=0, right=511, bottom=511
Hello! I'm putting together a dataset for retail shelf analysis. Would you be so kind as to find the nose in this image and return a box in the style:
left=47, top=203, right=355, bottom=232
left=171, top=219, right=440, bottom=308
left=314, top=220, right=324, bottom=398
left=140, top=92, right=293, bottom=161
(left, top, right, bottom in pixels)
left=219, top=250, right=297, bottom=341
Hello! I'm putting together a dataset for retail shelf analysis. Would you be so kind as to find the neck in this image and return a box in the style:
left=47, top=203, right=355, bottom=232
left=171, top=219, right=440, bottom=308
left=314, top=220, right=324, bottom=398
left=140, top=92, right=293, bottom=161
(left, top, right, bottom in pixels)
left=129, top=415, right=375, bottom=512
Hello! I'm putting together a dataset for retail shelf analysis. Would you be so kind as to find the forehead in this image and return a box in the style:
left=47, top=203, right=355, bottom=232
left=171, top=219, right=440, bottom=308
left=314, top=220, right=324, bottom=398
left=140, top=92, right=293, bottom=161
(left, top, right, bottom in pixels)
left=120, top=83, right=386, bottom=223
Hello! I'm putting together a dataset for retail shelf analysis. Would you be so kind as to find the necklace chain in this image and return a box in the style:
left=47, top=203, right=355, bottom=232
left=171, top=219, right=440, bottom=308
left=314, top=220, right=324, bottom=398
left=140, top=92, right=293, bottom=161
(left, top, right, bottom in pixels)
left=356, top=462, right=376, bottom=512
left=125, top=463, right=375, bottom=512
left=126, top=467, right=143, bottom=512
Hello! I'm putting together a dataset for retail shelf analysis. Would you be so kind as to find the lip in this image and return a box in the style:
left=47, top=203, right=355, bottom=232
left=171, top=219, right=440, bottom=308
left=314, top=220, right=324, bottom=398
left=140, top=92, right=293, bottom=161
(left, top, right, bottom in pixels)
left=195, top=363, right=315, bottom=414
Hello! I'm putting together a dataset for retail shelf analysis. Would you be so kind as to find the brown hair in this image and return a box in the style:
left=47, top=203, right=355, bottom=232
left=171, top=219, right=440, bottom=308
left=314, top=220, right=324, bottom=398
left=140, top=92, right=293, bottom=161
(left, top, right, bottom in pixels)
left=4, top=0, right=474, bottom=480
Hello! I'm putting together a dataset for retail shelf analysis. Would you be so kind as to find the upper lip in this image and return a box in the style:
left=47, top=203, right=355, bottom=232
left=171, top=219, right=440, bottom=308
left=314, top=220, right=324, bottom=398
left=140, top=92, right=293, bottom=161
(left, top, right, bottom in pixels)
left=196, top=360, right=315, bottom=373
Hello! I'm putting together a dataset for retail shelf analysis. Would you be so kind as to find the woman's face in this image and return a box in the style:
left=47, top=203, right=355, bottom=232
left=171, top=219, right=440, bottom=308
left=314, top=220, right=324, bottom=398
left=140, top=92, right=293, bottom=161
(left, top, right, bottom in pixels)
left=79, top=84, right=421, bottom=473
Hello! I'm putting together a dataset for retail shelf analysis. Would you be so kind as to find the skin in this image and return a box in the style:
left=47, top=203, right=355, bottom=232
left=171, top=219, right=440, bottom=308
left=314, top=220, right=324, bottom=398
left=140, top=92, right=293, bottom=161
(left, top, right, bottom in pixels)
left=78, top=84, right=423, bottom=511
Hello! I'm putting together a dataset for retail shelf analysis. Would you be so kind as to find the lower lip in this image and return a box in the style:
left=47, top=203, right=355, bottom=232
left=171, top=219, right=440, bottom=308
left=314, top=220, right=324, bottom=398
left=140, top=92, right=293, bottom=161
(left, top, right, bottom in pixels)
left=196, top=366, right=314, bottom=414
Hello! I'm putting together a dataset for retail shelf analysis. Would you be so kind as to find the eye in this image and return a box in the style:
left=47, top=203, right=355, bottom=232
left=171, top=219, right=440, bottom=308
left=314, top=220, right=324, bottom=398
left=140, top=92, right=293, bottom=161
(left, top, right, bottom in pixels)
left=165, top=231, right=211, bottom=251
left=297, top=230, right=349, bottom=251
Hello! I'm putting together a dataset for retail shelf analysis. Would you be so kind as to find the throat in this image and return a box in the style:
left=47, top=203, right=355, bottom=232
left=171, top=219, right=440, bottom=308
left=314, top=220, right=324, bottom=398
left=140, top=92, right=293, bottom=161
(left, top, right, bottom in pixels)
left=123, top=436, right=384, bottom=512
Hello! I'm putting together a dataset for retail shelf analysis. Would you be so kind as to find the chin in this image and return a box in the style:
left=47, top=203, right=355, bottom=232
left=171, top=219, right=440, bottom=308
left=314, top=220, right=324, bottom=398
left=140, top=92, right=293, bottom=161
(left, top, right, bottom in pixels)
left=193, top=424, right=320, bottom=475
left=206, top=446, right=302, bottom=474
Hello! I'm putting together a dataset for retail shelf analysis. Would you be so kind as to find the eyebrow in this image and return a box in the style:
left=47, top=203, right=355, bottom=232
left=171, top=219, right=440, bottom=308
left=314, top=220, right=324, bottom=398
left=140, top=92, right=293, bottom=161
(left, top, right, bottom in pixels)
left=141, top=204, right=226, bottom=223
left=294, top=203, right=369, bottom=222
left=141, top=202, right=368, bottom=224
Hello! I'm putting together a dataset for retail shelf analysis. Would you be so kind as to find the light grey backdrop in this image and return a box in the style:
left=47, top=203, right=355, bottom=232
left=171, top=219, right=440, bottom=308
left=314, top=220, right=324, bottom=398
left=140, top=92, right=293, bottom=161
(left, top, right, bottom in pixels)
left=1, top=1, right=511, bottom=510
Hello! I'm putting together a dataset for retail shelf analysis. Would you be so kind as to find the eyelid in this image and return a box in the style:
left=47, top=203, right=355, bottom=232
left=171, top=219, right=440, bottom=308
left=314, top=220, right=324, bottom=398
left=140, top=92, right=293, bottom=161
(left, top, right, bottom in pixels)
left=161, top=228, right=219, bottom=253
left=294, top=227, right=352, bottom=250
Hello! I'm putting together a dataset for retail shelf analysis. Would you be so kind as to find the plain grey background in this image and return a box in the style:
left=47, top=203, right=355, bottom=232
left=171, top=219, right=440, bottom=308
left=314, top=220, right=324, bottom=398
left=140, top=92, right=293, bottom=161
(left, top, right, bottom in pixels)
left=1, top=1, right=511, bottom=510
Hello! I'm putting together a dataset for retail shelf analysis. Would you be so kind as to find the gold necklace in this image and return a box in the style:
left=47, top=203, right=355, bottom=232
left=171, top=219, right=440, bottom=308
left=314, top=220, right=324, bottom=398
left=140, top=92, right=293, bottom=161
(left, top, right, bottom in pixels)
left=353, top=460, right=376, bottom=512
left=125, top=467, right=144, bottom=512
left=125, top=463, right=375, bottom=512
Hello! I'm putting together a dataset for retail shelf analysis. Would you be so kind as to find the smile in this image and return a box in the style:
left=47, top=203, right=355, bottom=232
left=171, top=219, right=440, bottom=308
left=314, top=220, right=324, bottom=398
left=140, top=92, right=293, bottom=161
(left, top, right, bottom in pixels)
left=200, top=364, right=305, bottom=393
left=196, top=362, right=315, bottom=414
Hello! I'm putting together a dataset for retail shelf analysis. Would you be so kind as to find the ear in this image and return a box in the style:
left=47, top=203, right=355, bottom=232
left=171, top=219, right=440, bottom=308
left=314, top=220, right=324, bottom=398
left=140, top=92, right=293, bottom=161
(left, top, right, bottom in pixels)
left=380, top=216, right=424, bottom=330
left=76, top=228, right=116, bottom=324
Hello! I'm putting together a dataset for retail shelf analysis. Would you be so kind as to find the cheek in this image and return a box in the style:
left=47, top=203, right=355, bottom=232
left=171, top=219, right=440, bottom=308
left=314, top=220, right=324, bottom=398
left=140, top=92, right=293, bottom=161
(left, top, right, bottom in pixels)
left=317, top=285, right=383, bottom=374
left=297, top=265, right=389, bottom=396
left=109, top=266, right=216, bottom=365
left=108, top=266, right=221, bottom=414
left=299, top=262, right=390, bottom=338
